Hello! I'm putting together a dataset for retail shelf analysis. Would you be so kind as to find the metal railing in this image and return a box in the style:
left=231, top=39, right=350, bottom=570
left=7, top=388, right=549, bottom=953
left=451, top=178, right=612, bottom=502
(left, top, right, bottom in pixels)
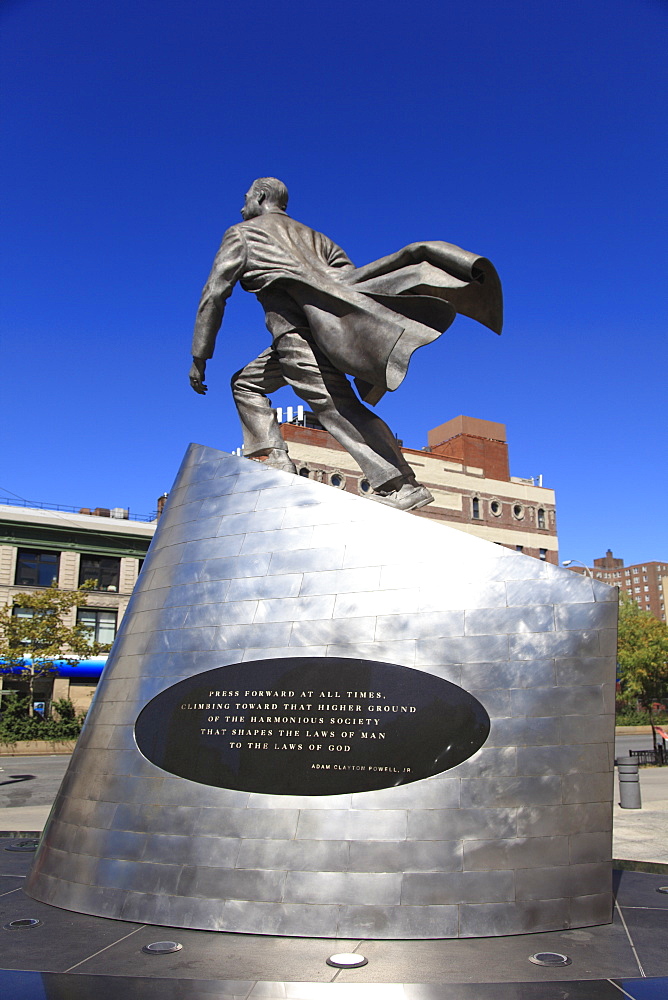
left=0, top=496, right=157, bottom=522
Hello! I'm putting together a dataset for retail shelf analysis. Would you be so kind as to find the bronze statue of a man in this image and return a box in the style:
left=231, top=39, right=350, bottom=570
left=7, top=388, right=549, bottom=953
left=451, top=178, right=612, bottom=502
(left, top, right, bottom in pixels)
left=190, top=178, right=502, bottom=511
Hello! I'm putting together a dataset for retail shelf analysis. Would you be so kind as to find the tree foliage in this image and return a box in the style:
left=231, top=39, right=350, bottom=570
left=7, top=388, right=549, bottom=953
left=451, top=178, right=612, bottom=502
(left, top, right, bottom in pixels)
left=0, top=583, right=110, bottom=715
left=617, top=594, right=668, bottom=730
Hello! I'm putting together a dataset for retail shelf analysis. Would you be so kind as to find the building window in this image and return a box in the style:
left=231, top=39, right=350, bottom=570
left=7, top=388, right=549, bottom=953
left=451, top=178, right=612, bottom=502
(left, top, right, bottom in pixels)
left=15, top=549, right=60, bottom=588
left=537, top=508, right=546, bottom=529
left=329, top=472, right=345, bottom=489
left=539, top=548, right=547, bottom=561
left=77, top=608, right=117, bottom=645
left=515, top=545, right=524, bottom=552
left=490, top=500, right=501, bottom=516
left=359, top=479, right=371, bottom=494
left=472, top=497, right=480, bottom=519
left=298, top=467, right=310, bottom=478
left=512, top=504, right=524, bottom=520
left=79, top=556, right=120, bottom=591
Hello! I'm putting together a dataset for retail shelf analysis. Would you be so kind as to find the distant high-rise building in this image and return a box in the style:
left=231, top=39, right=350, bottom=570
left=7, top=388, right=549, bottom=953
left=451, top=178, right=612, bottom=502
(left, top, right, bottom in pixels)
left=567, top=549, right=667, bottom=621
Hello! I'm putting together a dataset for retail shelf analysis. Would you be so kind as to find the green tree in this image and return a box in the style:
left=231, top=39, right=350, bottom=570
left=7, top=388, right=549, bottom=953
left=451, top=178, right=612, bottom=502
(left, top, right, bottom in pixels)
left=617, top=594, right=668, bottom=745
left=0, top=583, right=110, bottom=717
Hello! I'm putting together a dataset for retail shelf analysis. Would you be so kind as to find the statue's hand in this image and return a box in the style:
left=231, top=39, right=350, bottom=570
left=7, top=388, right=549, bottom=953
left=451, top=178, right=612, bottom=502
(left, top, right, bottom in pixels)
left=189, top=358, right=207, bottom=395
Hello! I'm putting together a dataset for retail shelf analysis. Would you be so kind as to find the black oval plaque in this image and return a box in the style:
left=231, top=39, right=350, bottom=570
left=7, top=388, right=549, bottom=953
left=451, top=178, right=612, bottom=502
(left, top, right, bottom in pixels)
left=135, top=657, right=490, bottom=795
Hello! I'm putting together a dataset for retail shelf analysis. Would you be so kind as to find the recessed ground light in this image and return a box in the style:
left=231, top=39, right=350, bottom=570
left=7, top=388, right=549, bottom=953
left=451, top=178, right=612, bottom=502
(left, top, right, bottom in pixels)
left=326, top=953, right=368, bottom=968
left=4, top=839, right=39, bottom=852
left=529, top=952, right=571, bottom=967
left=142, top=941, right=183, bottom=955
left=3, top=918, right=42, bottom=930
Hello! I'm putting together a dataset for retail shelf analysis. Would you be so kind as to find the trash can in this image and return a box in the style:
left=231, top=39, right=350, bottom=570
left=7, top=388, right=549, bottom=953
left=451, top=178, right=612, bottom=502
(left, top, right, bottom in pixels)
left=616, top=756, right=642, bottom=809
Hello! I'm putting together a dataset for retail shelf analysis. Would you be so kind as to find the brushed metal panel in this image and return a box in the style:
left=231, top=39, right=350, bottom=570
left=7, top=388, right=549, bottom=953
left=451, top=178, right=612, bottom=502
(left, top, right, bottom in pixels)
left=210, top=622, right=293, bottom=649
left=157, top=498, right=204, bottom=528
left=569, top=831, right=613, bottom=864
left=470, top=689, right=511, bottom=718
left=555, top=656, right=616, bottom=686
left=511, top=685, right=605, bottom=717
left=299, top=566, right=381, bottom=596
left=223, top=899, right=339, bottom=937
left=228, top=573, right=303, bottom=601
left=375, top=610, right=465, bottom=640
left=268, top=546, right=345, bottom=574
left=459, top=898, right=570, bottom=937
left=325, top=640, right=416, bottom=666
left=160, top=516, right=224, bottom=547
left=242, top=644, right=327, bottom=660
left=333, top=589, right=420, bottom=619
left=236, top=838, right=349, bottom=871
left=247, top=792, right=352, bottom=809
left=515, top=861, right=610, bottom=900
left=185, top=600, right=258, bottom=626
left=200, top=490, right=265, bottom=518
left=177, top=866, right=286, bottom=901
left=561, top=771, right=614, bottom=804
left=516, top=802, right=612, bottom=837
left=337, top=903, right=459, bottom=938
left=349, top=839, right=463, bottom=873
left=402, top=870, right=515, bottom=905
left=407, top=808, right=517, bottom=842
left=201, top=553, right=271, bottom=581
left=283, top=870, right=402, bottom=905
left=465, top=606, right=554, bottom=636
left=506, top=577, right=594, bottom=605
left=181, top=532, right=245, bottom=563
left=254, top=594, right=336, bottom=623
left=460, top=775, right=562, bottom=808
left=463, top=836, right=570, bottom=871
left=240, top=809, right=300, bottom=840
left=296, top=809, right=407, bottom=841
left=516, top=744, right=610, bottom=775
left=163, top=579, right=231, bottom=606
left=289, top=616, right=376, bottom=646
left=351, top=776, right=460, bottom=810
left=254, top=481, right=321, bottom=510
left=451, top=746, right=517, bottom=778
left=570, top=891, right=614, bottom=926
left=416, top=634, right=509, bottom=664
left=150, top=560, right=207, bottom=588
left=556, top=602, right=618, bottom=630
left=240, top=525, right=315, bottom=555
left=509, top=629, right=602, bottom=660
left=560, top=713, right=615, bottom=744
left=145, top=542, right=188, bottom=570
left=484, top=715, right=562, bottom=746
left=592, top=579, right=618, bottom=601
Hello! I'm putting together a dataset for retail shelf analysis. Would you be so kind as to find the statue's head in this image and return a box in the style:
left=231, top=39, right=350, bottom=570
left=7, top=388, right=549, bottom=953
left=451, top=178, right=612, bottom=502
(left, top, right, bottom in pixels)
left=241, top=177, right=289, bottom=220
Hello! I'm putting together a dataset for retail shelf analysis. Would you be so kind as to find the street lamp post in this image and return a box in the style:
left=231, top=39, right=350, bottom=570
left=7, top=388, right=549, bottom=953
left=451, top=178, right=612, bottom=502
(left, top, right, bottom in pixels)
left=562, top=559, right=593, bottom=579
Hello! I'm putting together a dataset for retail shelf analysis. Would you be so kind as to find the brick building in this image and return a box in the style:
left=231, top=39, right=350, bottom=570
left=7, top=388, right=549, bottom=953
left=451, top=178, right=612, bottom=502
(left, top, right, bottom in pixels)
left=569, top=549, right=667, bottom=622
left=278, top=412, right=558, bottom=563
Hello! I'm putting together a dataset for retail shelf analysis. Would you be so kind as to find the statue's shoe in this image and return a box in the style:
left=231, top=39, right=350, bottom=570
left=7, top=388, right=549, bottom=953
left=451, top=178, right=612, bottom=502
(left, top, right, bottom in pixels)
left=263, top=456, right=297, bottom=474
left=370, top=483, right=434, bottom=511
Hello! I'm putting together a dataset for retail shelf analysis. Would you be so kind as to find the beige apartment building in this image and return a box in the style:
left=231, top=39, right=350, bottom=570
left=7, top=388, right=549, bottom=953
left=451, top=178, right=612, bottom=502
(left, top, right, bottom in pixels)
left=279, top=413, right=558, bottom=563
left=0, top=502, right=156, bottom=711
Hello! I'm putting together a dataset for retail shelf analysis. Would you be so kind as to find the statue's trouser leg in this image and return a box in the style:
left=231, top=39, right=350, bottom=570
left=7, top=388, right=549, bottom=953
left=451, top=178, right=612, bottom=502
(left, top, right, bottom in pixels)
left=232, top=333, right=414, bottom=490
left=231, top=346, right=289, bottom=456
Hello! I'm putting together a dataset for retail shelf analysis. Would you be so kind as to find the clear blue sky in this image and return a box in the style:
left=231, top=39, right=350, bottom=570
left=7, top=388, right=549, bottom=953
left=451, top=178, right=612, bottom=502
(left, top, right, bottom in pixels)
left=1, top=0, right=666, bottom=565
